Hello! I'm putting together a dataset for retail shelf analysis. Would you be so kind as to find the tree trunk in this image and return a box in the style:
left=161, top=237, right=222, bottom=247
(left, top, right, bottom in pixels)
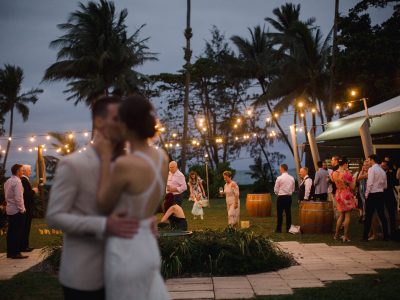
left=258, top=80, right=294, bottom=155
left=180, top=0, right=192, bottom=172
left=328, top=0, right=340, bottom=124
left=2, top=106, right=14, bottom=172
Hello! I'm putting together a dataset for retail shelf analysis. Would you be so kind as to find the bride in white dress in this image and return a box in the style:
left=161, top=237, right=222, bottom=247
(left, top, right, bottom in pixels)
left=96, top=95, right=170, bottom=300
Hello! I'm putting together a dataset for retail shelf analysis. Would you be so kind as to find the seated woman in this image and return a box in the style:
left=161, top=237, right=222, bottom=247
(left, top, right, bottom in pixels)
left=159, top=193, right=188, bottom=231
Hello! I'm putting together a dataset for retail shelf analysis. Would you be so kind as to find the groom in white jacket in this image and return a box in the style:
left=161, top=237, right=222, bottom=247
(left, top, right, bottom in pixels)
left=47, top=96, right=139, bottom=300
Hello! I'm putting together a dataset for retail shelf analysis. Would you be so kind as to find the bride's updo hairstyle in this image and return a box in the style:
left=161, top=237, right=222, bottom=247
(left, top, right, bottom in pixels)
left=119, top=95, right=157, bottom=139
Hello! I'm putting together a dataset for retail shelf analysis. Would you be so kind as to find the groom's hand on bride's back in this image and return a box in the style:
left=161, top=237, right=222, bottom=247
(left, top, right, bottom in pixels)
left=106, top=213, right=139, bottom=238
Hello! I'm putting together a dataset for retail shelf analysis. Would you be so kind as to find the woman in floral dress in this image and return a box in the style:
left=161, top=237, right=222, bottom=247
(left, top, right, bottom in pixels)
left=332, top=157, right=356, bottom=241
left=188, top=171, right=206, bottom=219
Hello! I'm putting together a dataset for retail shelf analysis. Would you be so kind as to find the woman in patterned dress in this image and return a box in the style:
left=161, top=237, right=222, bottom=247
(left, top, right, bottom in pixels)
left=188, top=171, right=206, bottom=219
left=332, top=157, right=356, bottom=242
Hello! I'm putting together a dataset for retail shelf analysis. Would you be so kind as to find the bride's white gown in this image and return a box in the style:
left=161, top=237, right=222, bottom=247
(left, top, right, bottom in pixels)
left=104, top=150, right=170, bottom=300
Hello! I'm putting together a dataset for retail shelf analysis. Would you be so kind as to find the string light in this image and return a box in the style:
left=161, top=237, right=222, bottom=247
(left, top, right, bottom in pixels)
left=300, top=113, right=305, bottom=118
left=172, top=133, right=177, bottom=138
left=274, top=113, right=279, bottom=118
left=236, top=118, right=241, bottom=124
left=266, top=117, right=271, bottom=122
left=246, top=109, right=252, bottom=116
left=68, top=133, right=74, bottom=139
left=8, top=137, right=12, bottom=141
left=30, top=137, right=35, bottom=142
left=298, top=102, right=304, bottom=108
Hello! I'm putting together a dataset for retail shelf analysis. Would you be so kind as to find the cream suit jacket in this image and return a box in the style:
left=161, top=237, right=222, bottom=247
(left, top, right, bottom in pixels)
left=46, top=146, right=107, bottom=291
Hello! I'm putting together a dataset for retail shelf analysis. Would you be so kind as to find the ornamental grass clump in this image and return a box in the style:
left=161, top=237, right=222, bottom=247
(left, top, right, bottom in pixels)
left=159, top=228, right=294, bottom=278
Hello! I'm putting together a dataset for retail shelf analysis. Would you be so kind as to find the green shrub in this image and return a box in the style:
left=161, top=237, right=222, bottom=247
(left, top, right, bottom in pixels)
left=159, top=228, right=294, bottom=278
left=41, top=236, right=63, bottom=273
left=41, top=228, right=294, bottom=279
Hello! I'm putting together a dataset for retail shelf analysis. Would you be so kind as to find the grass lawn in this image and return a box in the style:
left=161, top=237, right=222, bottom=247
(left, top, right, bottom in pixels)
left=0, top=193, right=399, bottom=299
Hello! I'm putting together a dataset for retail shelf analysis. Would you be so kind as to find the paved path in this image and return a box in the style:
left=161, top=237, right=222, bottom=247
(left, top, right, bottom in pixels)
left=0, top=249, right=45, bottom=280
left=0, top=242, right=399, bottom=299
left=166, top=242, right=400, bottom=299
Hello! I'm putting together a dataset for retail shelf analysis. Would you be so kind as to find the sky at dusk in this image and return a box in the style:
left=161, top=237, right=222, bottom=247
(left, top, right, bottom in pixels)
left=0, top=0, right=394, bottom=176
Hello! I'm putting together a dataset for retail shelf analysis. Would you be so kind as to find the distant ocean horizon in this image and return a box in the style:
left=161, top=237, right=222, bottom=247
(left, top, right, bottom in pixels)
left=234, top=169, right=297, bottom=185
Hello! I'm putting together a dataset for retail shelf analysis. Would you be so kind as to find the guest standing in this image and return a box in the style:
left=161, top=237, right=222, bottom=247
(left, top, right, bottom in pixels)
left=381, top=160, right=398, bottom=238
left=332, top=157, right=356, bottom=242
left=222, top=171, right=240, bottom=227
left=166, top=161, right=187, bottom=206
left=328, top=156, right=340, bottom=215
left=354, top=160, right=368, bottom=222
left=274, top=164, right=295, bottom=233
left=314, top=161, right=329, bottom=201
left=4, top=164, right=28, bottom=259
left=188, top=171, right=206, bottom=220
left=21, top=164, right=38, bottom=252
left=298, top=167, right=313, bottom=201
left=362, top=154, right=389, bottom=241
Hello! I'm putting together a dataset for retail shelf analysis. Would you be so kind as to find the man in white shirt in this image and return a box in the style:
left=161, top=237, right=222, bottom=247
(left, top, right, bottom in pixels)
left=362, top=154, right=389, bottom=241
left=298, top=167, right=313, bottom=201
left=4, top=164, right=28, bottom=259
left=166, top=161, right=187, bottom=206
left=274, top=164, right=295, bottom=233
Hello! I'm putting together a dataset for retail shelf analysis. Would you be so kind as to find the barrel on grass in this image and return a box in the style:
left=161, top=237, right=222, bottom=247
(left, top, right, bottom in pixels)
left=246, top=193, right=272, bottom=217
left=299, top=201, right=334, bottom=234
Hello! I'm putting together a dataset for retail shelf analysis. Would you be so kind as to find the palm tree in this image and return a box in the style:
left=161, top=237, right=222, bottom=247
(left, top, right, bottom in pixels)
left=262, top=23, right=331, bottom=128
left=265, top=3, right=315, bottom=52
left=0, top=64, right=42, bottom=172
left=231, top=26, right=294, bottom=155
left=48, top=132, right=79, bottom=156
left=181, top=0, right=192, bottom=172
left=43, top=0, right=157, bottom=106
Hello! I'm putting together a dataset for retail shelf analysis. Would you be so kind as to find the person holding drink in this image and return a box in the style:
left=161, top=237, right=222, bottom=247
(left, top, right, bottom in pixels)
left=221, top=171, right=240, bottom=227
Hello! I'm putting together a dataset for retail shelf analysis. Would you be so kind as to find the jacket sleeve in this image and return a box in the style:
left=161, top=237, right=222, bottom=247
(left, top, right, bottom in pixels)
left=21, top=177, right=35, bottom=202
left=46, top=159, right=106, bottom=239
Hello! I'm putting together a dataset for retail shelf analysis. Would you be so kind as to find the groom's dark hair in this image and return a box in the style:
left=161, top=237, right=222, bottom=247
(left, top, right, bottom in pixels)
left=92, top=95, right=121, bottom=119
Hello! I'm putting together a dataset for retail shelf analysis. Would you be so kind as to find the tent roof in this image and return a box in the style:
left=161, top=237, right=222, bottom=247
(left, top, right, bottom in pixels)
left=316, top=95, right=400, bottom=142
left=342, top=95, right=400, bottom=119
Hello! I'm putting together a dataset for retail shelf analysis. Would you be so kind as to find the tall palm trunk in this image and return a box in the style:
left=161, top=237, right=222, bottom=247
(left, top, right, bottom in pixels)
left=3, top=106, right=14, bottom=171
left=328, top=0, right=340, bottom=124
left=181, top=0, right=192, bottom=172
left=259, top=80, right=294, bottom=155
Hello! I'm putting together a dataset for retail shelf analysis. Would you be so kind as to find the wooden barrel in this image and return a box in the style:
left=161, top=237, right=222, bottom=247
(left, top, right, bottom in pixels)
left=299, top=201, right=334, bottom=234
left=246, top=193, right=272, bottom=217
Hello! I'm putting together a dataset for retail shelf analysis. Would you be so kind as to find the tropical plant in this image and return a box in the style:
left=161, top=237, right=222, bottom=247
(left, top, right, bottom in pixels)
left=231, top=26, right=294, bottom=155
left=0, top=64, right=42, bottom=171
left=159, top=228, right=294, bottom=278
left=48, top=132, right=79, bottom=156
left=43, top=0, right=157, bottom=106
left=256, top=2, right=332, bottom=133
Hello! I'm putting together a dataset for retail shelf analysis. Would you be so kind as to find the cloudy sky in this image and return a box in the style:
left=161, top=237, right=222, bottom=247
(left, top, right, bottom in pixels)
left=0, top=0, right=393, bottom=174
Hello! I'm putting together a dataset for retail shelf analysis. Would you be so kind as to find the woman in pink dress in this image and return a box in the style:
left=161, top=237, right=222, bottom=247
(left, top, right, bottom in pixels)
left=332, top=157, right=356, bottom=242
